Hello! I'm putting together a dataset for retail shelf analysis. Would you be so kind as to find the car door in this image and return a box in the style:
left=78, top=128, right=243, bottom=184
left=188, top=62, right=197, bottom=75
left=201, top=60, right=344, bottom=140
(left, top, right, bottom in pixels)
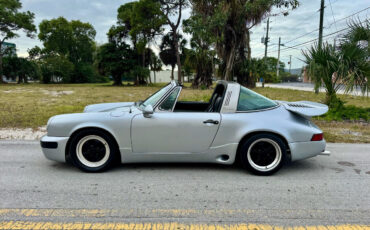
left=131, top=87, right=221, bottom=153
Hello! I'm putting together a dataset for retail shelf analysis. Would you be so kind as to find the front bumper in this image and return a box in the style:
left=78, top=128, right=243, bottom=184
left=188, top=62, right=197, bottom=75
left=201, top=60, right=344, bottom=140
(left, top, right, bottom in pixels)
left=40, top=135, right=69, bottom=163
left=289, top=140, right=326, bottom=161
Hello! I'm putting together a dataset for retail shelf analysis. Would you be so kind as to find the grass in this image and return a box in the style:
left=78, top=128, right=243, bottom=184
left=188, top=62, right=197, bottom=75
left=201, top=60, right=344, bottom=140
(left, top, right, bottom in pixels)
left=0, top=83, right=369, bottom=143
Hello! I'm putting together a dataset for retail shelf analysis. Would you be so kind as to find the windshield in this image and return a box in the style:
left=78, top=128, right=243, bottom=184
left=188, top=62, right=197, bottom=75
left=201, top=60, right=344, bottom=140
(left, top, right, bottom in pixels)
left=139, top=84, right=172, bottom=109
left=237, top=86, right=278, bottom=111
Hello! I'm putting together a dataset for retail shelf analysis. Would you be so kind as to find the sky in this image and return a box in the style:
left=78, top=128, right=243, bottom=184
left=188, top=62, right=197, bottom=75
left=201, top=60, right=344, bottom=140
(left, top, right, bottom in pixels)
left=8, top=0, right=370, bottom=69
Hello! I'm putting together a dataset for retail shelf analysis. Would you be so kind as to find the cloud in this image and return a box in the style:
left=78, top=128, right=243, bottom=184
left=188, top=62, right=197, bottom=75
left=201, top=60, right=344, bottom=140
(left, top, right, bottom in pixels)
left=250, top=0, right=370, bottom=68
left=7, top=0, right=370, bottom=69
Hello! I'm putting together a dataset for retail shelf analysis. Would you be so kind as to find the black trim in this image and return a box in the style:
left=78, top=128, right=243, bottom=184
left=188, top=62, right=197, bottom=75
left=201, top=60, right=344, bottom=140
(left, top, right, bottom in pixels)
left=40, top=141, right=58, bottom=149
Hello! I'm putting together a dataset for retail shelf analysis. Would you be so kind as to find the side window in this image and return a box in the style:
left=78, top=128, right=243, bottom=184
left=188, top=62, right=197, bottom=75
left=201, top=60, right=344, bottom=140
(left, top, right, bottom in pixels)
left=159, top=87, right=181, bottom=111
left=237, top=86, right=278, bottom=111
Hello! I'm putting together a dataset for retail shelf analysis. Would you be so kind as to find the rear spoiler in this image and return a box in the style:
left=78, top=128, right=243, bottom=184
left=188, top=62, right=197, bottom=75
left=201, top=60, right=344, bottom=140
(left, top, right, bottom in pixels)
left=276, top=101, right=329, bottom=117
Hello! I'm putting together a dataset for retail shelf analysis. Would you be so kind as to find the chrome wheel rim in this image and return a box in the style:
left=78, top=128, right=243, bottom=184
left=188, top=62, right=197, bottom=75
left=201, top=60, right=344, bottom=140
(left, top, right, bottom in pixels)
left=247, top=138, right=282, bottom=172
left=76, top=135, right=110, bottom=168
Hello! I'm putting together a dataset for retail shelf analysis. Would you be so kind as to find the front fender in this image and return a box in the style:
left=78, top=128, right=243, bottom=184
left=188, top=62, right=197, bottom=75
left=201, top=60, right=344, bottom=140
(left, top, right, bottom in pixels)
left=47, top=112, right=133, bottom=151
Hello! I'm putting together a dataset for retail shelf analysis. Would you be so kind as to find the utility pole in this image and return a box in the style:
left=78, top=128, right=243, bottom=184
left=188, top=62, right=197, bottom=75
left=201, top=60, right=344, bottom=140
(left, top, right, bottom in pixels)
left=318, top=0, right=325, bottom=49
left=276, top=37, right=281, bottom=77
left=316, top=0, right=325, bottom=93
left=264, top=18, right=270, bottom=58
left=289, top=55, right=292, bottom=74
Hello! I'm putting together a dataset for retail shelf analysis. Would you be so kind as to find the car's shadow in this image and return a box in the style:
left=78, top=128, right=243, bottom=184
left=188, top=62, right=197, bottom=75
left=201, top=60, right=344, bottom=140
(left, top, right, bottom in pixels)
left=48, top=158, right=321, bottom=176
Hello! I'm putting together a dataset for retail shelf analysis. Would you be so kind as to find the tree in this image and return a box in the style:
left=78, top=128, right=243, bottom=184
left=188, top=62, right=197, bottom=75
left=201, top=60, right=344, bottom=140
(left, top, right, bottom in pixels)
left=131, top=0, right=165, bottom=82
left=159, top=0, right=188, bottom=82
left=183, top=14, right=215, bottom=88
left=3, top=56, right=40, bottom=83
left=40, top=55, right=74, bottom=83
left=264, top=57, right=285, bottom=73
left=303, top=19, right=370, bottom=107
left=190, top=0, right=299, bottom=87
left=159, top=32, right=186, bottom=80
left=339, top=19, right=370, bottom=95
left=38, top=17, right=97, bottom=83
left=182, top=48, right=195, bottom=82
left=150, top=53, right=163, bottom=83
left=112, top=0, right=165, bottom=84
left=0, top=0, right=36, bottom=83
left=96, top=42, right=136, bottom=86
left=28, top=46, right=44, bottom=60
left=304, top=42, right=347, bottom=107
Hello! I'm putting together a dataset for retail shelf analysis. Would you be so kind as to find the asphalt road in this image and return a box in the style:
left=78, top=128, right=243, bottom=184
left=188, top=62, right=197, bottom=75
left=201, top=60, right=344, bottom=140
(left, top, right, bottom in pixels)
left=0, top=141, right=370, bottom=229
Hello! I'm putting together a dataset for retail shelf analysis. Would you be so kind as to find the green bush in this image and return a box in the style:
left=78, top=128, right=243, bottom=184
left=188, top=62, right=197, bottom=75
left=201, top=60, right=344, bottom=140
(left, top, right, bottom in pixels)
left=320, top=104, right=369, bottom=121
left=264, top=72, right=280, bottom=83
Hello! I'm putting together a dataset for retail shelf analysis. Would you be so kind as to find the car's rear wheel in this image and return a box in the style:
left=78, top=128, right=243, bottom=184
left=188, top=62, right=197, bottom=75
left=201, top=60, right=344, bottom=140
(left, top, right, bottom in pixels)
left=240, top=134, right=286, bottom=175
left=69, top=129, right=118, bottom=172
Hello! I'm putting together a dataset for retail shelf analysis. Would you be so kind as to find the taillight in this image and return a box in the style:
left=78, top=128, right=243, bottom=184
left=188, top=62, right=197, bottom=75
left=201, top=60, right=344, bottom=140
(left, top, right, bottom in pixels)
left=311, top=133, right=323, bottom=141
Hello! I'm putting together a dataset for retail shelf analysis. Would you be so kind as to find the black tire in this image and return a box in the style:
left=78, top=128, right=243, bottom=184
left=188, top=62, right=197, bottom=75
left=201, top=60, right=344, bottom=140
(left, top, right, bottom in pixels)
left=69, top=129, right=118, bottom=172
left=239, top=134, right=287, bottom=175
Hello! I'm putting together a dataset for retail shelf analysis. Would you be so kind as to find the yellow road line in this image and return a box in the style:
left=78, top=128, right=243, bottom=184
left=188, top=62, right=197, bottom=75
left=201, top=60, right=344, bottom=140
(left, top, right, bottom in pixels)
left=0, top=222, right=369, bottom=230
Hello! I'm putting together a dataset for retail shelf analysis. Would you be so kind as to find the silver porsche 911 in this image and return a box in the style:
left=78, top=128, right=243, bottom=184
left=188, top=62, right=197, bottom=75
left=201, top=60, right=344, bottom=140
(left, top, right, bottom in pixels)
left=41, top=80, right=329, bottom=175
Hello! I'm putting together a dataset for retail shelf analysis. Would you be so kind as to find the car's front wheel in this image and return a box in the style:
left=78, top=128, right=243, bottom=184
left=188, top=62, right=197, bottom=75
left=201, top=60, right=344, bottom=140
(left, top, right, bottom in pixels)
left=69, top=129, right=118, bottom=172
left=240, top=134, right=287, bottom=175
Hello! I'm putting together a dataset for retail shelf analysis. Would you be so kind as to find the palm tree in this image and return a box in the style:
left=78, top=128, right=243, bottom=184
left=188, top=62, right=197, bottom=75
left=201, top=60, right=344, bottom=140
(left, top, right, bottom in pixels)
left=303, top=19, right=370, bottom=107
left=339, top=19, right=370, bottom=95
left=303, top=43, right=341, bottom=106
left=159, top=32, right=186, bottom=80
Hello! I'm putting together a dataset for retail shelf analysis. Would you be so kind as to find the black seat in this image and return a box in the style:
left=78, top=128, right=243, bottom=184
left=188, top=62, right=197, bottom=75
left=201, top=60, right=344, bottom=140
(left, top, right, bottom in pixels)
left=214, top=97, right=223, bottom=112
left=207, top=93, right=219, bottom=112
left=206, top=84, right=226, bottom=112
left=210, top=97, right=223, bottom=112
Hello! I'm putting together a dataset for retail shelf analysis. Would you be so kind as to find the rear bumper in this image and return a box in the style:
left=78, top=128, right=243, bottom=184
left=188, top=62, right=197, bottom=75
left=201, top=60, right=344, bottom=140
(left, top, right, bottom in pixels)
left=289, top=140, right=326, bottom=161
left=40, top=135, right=69, bottom=163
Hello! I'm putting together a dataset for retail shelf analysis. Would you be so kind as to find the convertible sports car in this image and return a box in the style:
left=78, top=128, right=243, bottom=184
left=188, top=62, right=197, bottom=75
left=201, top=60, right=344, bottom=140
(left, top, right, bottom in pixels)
left=41, top=81, right=329, bottom=175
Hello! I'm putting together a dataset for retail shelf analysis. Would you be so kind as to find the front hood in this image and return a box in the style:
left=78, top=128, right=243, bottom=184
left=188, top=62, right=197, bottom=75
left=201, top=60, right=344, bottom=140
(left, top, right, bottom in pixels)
left=83, top=102, right=135, bottom=113
left=277, top=101, right=328, bottom=117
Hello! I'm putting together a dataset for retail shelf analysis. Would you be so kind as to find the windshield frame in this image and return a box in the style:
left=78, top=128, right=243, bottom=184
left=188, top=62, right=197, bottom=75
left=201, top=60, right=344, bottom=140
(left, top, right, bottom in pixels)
left=137, top=82, right=176, bottom=110
left=157, top=86, right=182, bottom=112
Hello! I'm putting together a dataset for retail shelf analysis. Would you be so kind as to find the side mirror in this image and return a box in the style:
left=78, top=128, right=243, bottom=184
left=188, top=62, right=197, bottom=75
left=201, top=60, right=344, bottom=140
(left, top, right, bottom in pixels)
left=143, top=105, right=154, bottom=118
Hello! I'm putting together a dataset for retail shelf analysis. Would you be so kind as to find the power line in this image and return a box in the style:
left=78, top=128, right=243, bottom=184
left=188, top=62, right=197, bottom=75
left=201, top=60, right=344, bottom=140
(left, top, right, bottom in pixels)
left=328, top=0, right=338, bottom=31
left=256, top=20, right=367, bottom=57
left=283, top=21, right=365, bottom=50
left=284, top=6, right=370, bottom=45
left=325, top=6, right=370, bottom=29
left=276, top=26, right=351, bottom=52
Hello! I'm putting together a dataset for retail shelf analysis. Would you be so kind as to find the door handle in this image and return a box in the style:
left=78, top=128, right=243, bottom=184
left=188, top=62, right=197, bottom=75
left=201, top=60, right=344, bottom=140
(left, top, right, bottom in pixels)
left=203, top=119, right=219, bottom=125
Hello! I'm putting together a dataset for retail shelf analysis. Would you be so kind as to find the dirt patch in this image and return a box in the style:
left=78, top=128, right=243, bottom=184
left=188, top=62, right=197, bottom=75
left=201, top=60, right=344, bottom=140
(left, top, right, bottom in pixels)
left=41, top=90, right=74, bottom=97
left=0, top=127, right=46, bottom=140
left=341, top=129, right=362, bottom=136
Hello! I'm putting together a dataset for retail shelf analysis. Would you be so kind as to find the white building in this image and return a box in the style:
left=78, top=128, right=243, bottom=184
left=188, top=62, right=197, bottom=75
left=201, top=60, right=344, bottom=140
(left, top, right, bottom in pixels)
left=150, top=70, right=176, bottom=83
left=150, top=70, right=193, bottom=83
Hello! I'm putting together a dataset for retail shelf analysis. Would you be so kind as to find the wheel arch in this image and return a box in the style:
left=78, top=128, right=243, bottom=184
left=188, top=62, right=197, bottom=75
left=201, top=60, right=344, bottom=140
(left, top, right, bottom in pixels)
left=235, top=131, right=291, bottom=164
left=65, top=127, right=121, bottom=163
